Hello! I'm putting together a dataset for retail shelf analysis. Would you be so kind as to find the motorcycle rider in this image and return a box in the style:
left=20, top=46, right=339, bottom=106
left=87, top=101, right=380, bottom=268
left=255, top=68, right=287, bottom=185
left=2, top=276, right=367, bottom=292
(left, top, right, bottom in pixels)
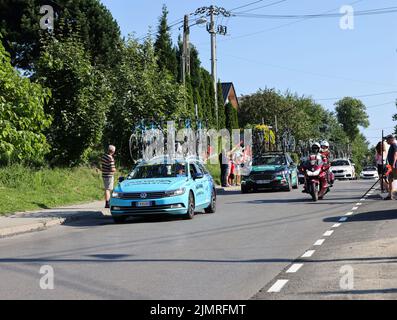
left=300, top=142, right=329, bottom=198
left=320, top=140, right=335, bottom=186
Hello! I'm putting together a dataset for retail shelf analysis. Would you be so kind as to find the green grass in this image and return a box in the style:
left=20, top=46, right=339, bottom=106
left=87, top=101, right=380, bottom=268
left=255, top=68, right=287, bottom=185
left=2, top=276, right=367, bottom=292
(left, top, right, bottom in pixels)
left=0, top=165, right=120, bottom=215
left=206, top=164, right=221, bottom=186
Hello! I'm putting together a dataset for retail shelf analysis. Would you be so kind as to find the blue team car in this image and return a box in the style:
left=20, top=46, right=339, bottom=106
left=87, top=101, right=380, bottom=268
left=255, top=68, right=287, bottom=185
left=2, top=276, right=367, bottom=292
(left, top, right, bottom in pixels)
left=110, top=156, right=216, bottom=223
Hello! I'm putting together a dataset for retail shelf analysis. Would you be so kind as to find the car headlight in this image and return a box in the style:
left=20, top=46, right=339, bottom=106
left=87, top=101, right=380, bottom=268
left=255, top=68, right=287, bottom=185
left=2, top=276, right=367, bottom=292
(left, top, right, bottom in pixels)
left=165, top=188, right=186, bottom=197
left=112, top=192, right=121, bottom=198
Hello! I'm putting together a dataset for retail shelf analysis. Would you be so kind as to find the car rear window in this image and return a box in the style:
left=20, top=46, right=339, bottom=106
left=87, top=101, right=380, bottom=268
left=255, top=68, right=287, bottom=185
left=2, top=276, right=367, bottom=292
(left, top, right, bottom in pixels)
left=331, top=160, right=350, bottom=166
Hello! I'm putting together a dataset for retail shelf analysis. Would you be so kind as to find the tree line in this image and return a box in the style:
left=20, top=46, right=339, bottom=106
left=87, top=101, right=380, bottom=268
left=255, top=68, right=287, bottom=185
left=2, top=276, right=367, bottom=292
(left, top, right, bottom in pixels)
left=0, top=0, right=377, bottom=172
left=238, top=89, right=372, bottom=172
left=0, top=1, right=235, bottom=166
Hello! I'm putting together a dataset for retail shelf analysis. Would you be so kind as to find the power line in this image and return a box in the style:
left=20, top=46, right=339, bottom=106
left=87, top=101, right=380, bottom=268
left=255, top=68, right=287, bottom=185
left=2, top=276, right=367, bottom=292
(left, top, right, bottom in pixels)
left=136, top=18, right=184, bottom=41
left=236, top=0, right=288, bottom=14
left=222, top=53, right=397, bottom=88
left=233, top=6, right=397, bottom=19
left=229, top=0, right=267, bottom=12
left=366, top=101, right=396, bottom=109
left=315, top=90, right=397, bottom=101
left=221, top=0, right=366, bottom=43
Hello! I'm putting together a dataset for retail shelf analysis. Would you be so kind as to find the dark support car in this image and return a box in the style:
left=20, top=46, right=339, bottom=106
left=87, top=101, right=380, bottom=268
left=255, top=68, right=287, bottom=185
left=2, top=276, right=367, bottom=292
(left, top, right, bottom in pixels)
left=241, top=152, right=299, bottom=193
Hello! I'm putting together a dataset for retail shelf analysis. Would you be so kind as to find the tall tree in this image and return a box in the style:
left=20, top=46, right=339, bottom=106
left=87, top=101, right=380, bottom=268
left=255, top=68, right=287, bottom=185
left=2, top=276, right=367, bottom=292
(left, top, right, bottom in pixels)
left=0, top=0, right=122, bottom=71
left=154, top=4, right=178, bottom=79
left=35, top=33, right=112, bottom=166
left=0, top=35, right=52, bottom=166
left=104, top=37, right=189, bottom=164
left=334, top=97, right=369, bottom=142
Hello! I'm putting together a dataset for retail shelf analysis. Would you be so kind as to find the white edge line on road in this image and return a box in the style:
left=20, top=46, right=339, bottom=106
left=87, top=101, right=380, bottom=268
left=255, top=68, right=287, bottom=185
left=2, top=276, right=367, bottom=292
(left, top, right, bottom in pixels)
left=267, top=279, right=289, bottom=293
left=323, top=230, right=334, bottom=236
left=286, top=263, right=304, bottom=273
left=360, top=198, right=365, bottom=201
left=346, top=212, right=353, bottom=216
left=332, top=223, right=341, bottom=228
left=314, top=239, right=325, bottom=246
left=339, top=217, right=348, bottom=222
left=301, top=250, right=315, bottom=258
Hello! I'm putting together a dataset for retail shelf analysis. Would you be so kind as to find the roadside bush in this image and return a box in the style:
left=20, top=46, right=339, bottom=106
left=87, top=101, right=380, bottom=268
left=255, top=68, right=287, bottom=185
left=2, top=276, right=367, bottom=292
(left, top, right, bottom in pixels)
left=0, top=35, right=52, bottom=166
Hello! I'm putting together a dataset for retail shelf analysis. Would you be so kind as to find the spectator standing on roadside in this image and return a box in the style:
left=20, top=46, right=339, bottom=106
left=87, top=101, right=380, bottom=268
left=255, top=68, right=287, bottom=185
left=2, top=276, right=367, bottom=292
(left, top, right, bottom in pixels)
left=385, top=135, right=397, bottom=200
left=375, top=141, right=387, bottom=176
left=102, top=145, right=117, bottom=208
left=219, top=147, right=230, bottom=187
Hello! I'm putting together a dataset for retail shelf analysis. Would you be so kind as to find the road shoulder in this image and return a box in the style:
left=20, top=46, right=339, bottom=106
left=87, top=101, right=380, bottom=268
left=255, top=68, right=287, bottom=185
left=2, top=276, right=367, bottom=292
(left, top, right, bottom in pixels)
left=0, top=201, right=107, bottom=238
left=253, top=189, right=397, bottom=299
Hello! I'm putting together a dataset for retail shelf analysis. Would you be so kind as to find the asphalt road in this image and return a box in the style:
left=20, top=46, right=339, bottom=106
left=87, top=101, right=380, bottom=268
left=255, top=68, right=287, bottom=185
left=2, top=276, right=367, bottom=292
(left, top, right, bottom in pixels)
left=0, top=180, right=375, bottom=299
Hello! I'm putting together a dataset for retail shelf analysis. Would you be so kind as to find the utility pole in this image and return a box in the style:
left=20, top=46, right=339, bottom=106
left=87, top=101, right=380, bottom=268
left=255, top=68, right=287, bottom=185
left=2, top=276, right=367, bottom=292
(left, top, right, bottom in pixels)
left=208, top=8, right=219, bottom=128
left=182, top=14, right=190, bottom=85
left=194, top=6, right=230, bottom=128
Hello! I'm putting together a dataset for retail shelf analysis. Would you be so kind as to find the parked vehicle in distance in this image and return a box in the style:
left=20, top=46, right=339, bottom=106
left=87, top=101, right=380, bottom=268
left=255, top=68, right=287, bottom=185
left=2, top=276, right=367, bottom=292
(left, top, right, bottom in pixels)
left=241, top=152, right=299, bottom=193
left=330, top=159, right=356, bottom=180
left=360, top=166, right=379, bottom=179
left=110, top=156, right=216, bottom=223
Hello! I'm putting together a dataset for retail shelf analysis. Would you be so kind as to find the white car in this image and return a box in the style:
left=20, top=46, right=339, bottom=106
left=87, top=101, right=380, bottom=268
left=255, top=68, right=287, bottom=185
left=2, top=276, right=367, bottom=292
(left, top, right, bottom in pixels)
left=331, top=159, right=356, bottom=180
left=360, top=166, right=379, bottom=179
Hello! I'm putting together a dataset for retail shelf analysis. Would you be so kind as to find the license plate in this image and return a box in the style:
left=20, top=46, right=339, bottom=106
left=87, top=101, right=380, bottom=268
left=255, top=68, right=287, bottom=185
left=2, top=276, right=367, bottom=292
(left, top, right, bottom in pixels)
left=136, top=201, right=152, bottom=207
left=256, top=180, right=270, bottom=184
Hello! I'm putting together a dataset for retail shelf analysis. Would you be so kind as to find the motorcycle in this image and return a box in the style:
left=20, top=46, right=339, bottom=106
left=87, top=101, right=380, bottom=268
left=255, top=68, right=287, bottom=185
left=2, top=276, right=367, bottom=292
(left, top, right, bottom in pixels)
left=300, top=154, right=329, bottom=201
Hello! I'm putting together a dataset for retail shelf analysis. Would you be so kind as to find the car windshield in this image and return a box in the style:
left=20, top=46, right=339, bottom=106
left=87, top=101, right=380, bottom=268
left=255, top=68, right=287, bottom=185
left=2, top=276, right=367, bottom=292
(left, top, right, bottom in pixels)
left=253, top=155, right=286, bottom=166
left=128, top=163, right=187, bottom=179
left=331, top=160, right=350, bottom=166
left=363, top=167, right=377, bottom=171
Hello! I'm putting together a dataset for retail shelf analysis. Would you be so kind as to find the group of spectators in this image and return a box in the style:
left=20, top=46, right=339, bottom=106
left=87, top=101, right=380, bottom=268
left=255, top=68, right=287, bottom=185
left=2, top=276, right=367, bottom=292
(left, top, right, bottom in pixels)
left=375, top=134, right=397, bottom=200
left=219, top=143, right=251, bottom=188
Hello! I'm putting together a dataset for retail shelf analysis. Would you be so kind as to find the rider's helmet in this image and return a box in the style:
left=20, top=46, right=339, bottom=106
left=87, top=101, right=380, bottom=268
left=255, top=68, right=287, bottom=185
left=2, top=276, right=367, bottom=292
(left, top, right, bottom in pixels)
left=320, top=140, right=330, bottom=150
left=311, top=142, right=321, bottom=154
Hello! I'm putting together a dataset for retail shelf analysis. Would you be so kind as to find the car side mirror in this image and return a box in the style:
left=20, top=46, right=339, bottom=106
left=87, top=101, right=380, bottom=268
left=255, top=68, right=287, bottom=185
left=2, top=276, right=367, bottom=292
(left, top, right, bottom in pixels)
left=193, top=172, right=204, bottom=180
left=118, top=176, right=125, bottom=183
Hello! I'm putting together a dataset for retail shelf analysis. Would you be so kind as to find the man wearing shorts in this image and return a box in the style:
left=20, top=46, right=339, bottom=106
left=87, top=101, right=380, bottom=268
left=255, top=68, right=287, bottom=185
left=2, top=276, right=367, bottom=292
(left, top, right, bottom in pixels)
left=102, top=145, right=116, bottom=208
left=385, top=135, right=397, bottom=200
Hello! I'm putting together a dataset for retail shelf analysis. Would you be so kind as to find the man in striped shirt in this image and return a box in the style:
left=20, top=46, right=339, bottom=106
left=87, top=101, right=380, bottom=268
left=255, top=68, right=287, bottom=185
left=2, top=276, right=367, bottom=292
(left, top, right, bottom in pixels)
left=102, top=145, right=116, bottom=208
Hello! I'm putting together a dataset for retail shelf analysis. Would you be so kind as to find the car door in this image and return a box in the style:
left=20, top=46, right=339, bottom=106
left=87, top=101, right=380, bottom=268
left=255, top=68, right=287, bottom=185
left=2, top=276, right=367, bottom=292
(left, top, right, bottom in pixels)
left=189, top=162, right=205, bottom=206
left=197, top=161, right=212, bottom=205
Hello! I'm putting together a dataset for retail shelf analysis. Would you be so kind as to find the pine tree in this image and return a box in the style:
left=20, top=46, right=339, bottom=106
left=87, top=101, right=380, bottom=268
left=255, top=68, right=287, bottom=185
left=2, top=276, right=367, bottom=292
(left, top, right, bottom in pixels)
left=154, top=4, right=178, bottom=79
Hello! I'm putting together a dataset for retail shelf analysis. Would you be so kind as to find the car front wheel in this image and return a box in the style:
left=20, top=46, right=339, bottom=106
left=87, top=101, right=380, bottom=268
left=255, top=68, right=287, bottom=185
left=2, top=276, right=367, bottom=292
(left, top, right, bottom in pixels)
left=184, top=192, right=195, bottom=220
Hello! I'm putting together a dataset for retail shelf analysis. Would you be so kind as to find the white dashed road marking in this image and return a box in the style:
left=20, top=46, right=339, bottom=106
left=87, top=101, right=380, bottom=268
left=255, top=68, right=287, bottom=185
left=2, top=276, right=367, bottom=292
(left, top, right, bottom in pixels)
left=356, top=203, right=362, bottom=206
left=323, top=230, right=334, bottom=236
left=268, top=280, right=289, bottom=293
left=332, top=223, right=341, bottom=228
left=345, top=212, right=353, bottom=216
left=314, top=239, right=325, bottom=246
left=301, top=250, right=315, bottom=258
left=352, top=207, right=358, bottom=211
left=286, top=263, right=304, bottom=273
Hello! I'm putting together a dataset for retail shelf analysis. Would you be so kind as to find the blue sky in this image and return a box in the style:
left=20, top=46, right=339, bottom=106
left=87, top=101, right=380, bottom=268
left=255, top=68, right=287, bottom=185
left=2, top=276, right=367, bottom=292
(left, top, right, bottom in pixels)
left=100, top=0, right=397, bottom=146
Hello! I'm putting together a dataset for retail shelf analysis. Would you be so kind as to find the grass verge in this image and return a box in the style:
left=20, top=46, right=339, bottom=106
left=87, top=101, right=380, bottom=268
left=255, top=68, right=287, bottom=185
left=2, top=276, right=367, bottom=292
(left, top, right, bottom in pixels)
left=206, top=164, right=221, bottom=186
left=0, top=165, right=115, bottom=215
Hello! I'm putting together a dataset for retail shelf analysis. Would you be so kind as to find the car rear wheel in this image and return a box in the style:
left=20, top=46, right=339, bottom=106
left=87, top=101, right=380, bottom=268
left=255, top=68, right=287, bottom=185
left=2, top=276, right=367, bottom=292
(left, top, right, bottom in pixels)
left=205, top=189, right=216, bottom=214
left=184, top=192, right=195, bottom=220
